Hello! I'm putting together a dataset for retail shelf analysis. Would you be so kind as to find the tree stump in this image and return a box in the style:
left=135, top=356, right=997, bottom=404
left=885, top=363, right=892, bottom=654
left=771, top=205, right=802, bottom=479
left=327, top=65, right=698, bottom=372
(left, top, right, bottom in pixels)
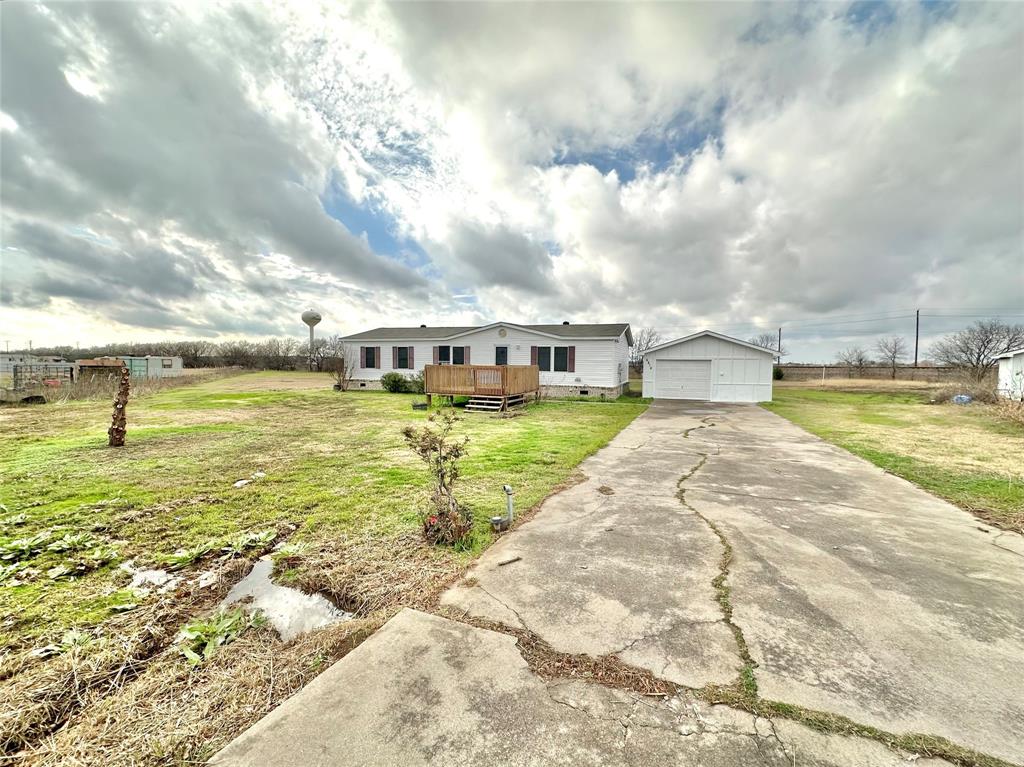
left=108, top=366, right=130, bottom=447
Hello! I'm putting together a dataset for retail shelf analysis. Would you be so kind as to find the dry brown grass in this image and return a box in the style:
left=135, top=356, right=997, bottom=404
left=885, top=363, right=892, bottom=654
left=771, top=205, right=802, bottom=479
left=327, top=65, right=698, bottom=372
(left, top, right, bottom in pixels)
left=0, top=530, right=469, bottom=766
left=436, top=608, right=676, bottom=698
left=0, top=559, right=250, bottom=755
left=20, top=618, right=378, bottom=766
left=992, top=399, right=1024, bottom=427
left=201, top=371, right=336, bottom=391
left=39, top=369, right=240, bottom=404
left=776, top=377, right=945, bottom=393
left=291, top=530, right=467, bottom=616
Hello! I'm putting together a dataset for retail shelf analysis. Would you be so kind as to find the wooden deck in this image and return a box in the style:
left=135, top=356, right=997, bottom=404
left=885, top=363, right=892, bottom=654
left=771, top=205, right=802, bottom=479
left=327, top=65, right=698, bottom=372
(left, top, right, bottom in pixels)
left=423, top=364, right=539, bottom=411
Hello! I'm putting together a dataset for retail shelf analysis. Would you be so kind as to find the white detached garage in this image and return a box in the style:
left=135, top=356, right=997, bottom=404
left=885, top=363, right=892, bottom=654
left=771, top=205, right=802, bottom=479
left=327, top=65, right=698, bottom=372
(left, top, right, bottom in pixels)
left=642, top=330, right=774, bottom=403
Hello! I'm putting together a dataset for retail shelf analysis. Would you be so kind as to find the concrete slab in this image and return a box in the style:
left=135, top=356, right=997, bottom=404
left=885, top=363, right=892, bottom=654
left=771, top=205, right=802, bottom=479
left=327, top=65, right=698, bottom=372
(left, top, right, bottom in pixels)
left=682, top=404, right=1024, bottom=764
left=211, top=608, right=952, bottom=767
left=442, top=402, right=742, bottom=688
left=443, top=399, right=1022, bottom=763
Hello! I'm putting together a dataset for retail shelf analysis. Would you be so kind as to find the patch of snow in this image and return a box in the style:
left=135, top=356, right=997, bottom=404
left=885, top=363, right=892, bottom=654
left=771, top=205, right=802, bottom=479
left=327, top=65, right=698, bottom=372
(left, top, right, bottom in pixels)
left=222, top=558, right=350, bottom=642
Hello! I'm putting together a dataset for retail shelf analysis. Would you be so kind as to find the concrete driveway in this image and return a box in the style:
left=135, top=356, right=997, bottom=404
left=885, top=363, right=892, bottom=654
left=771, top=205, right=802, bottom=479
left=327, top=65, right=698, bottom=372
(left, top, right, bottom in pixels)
left=214, top=401, right=1023, bottom=766
left=444, top=400, right=1023, bottom=763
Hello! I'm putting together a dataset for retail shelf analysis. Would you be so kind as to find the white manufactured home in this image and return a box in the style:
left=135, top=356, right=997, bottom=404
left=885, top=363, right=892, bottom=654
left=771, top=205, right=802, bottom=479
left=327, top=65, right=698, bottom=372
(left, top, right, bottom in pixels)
left=641, top=330, right=774, bottom=403
left=996, top=348, right=1024, bottom=400
left=342, top=322, right=633, bottom=397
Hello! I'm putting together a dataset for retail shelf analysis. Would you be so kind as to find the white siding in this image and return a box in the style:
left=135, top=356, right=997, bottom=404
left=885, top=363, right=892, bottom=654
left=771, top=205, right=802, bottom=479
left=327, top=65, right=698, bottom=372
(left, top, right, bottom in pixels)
left=145, top=356, right=183, bottom=378
left=997, top=352, right=1024, bottom=400
left=642, top=335, right=773, bottom=403
left=616, top=330, right=630, bottom=385
left=346, top=325, right=627, bottom=389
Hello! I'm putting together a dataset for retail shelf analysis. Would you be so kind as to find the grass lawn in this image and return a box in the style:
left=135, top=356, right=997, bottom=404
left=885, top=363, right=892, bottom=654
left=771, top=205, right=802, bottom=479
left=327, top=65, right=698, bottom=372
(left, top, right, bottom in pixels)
left=764, top=386, right=1024, bottom=532
left=0, top=372, right=647, bottom=763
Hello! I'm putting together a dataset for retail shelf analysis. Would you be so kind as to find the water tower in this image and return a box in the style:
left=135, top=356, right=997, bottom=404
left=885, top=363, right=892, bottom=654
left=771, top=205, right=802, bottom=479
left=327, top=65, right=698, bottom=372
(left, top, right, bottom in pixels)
left=301, top=310, right=322, bottom=370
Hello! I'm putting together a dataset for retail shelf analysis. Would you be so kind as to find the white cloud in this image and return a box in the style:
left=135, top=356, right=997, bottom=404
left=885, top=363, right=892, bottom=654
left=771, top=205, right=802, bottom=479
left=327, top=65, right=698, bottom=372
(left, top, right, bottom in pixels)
left=1, top=0, right=1021, bottom=359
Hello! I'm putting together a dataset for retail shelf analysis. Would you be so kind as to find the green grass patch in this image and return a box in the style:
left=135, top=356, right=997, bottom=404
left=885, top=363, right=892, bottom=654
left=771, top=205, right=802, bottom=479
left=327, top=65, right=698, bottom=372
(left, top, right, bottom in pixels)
left=0, top=374, right=647, bottom=645
left=764, top=388, right=1024, bottom=530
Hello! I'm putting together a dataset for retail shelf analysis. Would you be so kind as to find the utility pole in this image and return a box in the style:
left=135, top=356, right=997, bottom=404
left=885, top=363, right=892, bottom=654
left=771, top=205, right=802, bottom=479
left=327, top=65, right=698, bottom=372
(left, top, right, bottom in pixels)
left=914, top=309, right=919, bottom=367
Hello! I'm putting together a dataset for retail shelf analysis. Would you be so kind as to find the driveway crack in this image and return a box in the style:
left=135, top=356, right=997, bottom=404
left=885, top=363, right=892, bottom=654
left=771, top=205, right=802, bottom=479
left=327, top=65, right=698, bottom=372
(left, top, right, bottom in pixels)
left=674, top=418, right=759, bottom=700
left=476, top=582, right=533, bottom=634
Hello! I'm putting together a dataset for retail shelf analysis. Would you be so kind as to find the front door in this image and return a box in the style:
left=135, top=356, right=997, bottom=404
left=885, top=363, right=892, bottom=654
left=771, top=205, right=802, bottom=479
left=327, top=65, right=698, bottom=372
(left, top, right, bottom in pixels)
left=495, top=346, right=508, bottom=365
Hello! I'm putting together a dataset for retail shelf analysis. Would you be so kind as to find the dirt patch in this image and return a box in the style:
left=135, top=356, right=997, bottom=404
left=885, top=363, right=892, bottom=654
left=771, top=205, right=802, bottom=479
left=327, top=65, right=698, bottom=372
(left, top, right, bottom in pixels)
left=21, top=618, right=378, bottom=766
left=0, top=559, right=251, bottom=755
left=1, top=526, right=467, bottom=766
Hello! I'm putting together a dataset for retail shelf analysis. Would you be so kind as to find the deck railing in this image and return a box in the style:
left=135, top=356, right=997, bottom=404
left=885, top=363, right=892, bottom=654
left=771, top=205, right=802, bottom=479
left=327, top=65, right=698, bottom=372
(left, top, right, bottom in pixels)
left=423, top=364, right=539, bottom=397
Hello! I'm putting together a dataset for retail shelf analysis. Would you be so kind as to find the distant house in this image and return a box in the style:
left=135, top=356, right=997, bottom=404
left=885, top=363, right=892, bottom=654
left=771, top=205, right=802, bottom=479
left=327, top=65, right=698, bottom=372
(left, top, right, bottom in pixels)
left=341, top=322, right=633, bottom=397
left=641, top=330, right=774, bottom=403
left=996, top=348, right=1024, bottom=401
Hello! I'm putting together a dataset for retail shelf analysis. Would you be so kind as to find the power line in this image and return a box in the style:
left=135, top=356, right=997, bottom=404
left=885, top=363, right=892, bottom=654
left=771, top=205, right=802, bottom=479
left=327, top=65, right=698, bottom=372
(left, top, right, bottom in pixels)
left=653, top=310, right=1021, bottom=335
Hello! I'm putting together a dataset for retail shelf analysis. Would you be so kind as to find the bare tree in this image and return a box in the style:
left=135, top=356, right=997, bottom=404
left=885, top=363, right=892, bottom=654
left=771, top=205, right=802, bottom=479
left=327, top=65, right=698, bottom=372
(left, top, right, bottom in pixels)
left=836, top=346, right=871, bottom=376
left=257, top=338, right=299, bottom=370
left=307, top=337, right=332, bottom=371
left=171, top=341, right=212, bottom=368
left=748, top=332, right=788, bottom=359
left=326, top=341, right=358, bottom=390
left=630, top=328, right=662, bottom=373
left=931, top=320, right=1024, bottom=382
left=875, top=336, right=908, bottom=379
left=218, top=340, right=257, bottom=368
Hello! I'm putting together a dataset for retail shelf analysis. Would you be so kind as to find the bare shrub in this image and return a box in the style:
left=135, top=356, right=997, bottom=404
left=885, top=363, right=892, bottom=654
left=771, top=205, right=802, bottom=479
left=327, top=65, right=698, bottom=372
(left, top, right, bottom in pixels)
left=402, top=411, right=472, bottom=547
left=992, top=399, right=1024, bottom=427
left=37, top=369, right=235, bottom=404
left=931, top=381, right=1000, bottom=404
left=326, top=340, right=358, bottom=390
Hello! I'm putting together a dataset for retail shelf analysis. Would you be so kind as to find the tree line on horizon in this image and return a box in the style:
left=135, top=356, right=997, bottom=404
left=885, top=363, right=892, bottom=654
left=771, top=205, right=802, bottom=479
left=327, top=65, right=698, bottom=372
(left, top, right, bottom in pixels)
left=21, top=336, right=351, bottom=372
left=19, top=319, right=1023, bottom=382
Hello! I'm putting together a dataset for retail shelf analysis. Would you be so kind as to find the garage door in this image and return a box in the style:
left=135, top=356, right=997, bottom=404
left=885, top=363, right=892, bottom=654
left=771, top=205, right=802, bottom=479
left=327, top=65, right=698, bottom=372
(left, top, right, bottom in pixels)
left=655, top=360, right=711, bottom=400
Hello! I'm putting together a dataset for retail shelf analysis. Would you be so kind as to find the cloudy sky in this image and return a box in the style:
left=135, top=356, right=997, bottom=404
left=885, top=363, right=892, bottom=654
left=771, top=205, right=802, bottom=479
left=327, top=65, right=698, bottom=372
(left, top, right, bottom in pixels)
left=1, top=1, right=1022, bottom=361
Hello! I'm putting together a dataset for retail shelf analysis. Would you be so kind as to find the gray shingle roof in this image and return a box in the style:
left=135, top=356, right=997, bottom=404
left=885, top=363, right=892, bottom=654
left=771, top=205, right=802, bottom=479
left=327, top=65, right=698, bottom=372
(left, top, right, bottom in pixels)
left=342, top=322, right=632, bottom=343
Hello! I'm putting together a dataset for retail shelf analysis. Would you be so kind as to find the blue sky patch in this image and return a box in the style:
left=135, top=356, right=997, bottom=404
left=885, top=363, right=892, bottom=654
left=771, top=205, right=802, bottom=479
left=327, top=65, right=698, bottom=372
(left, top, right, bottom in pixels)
left=321, top=179, right=432, bottom=270
left=551, top=102, right=725, bottom=182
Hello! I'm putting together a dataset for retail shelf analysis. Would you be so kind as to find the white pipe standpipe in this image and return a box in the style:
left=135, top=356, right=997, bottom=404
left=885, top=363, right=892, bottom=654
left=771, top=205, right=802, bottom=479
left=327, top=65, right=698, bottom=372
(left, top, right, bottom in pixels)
left=503, top=484, right=514, bottom=525
left=491, top=484, right=515, bottom=531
